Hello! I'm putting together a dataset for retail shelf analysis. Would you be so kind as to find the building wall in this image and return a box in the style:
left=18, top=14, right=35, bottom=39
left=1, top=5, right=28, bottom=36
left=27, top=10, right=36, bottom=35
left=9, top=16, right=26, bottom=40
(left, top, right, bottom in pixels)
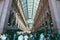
left=32, top=0, right=60, bottom=34
left=32, top=0, right=48, bottom=32
left=0, top=0, right=29, bottom=33
left=15, top=13, right=28, bottom=32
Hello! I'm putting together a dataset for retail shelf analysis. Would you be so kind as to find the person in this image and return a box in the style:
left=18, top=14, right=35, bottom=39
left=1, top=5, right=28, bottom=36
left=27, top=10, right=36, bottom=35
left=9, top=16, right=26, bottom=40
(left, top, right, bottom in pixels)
left=5, top=34, right=9, bottom=40
left=45, top=34, right=51, bottom=40
left=57, top=34, right=60, bottom=40
left=1, top=34, right=7, bottom=40
left=50, top=33, right=56, bottom=40
left=24, top=33, right=28, bottom=40
left=0, top=34, right=2, bottom=40
left=34, top=33, right=37, bottom=40
left=46, top=36, right=50, bottom=40
left=31, top=34, right=35, bottom=40
left=29, top=34, right=33, bottom=40
left=18, top=33, right=23, bottom=40
left=13, top=33, right=17, bottom=40
left=39, top=33, right=45, bottom=40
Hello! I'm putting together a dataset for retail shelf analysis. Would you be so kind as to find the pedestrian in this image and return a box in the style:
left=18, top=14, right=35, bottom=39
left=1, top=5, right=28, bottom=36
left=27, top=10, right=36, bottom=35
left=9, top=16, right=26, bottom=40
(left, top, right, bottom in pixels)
left=13, top=33, right=17, bottom=40
left=32, top=34, right=35, bottom=40
left=1, top=34, right=7, bottom=40
left=39, top=33, right=45, bottom=40
left=0, top=34, right=2, bottom=40
left=5, top=34, right=9, bottom=40
left=29, top=34, right=33, bottom=40
left=46, top=36, right=50, bottom=40
left=50, top=33, right=56, bottom=40
left=57, top=34, right=60, bottom=40
left=24, top=33, right=28, bottom=40
left=18, top=33, right=23, bottom=40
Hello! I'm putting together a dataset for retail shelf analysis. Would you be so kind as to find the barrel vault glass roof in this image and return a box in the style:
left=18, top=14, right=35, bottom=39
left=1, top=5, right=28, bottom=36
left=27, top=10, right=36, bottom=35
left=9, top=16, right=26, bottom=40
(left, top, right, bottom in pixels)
left=20, top=0, right=40, bottom=29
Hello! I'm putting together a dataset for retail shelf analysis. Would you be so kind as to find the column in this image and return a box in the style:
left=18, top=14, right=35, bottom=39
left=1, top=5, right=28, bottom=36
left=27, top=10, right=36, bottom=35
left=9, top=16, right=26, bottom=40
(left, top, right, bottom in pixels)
left=0, top=0, right=12, bottom=33
left=0, top=0, right=4, bottom=21
left=48, top=0, right=60, bottom=34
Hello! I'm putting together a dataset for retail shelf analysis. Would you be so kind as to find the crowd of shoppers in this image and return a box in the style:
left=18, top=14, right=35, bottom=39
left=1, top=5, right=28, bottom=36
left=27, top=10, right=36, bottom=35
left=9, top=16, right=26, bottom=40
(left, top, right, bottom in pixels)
left=0, top=32, right=60, bottom=40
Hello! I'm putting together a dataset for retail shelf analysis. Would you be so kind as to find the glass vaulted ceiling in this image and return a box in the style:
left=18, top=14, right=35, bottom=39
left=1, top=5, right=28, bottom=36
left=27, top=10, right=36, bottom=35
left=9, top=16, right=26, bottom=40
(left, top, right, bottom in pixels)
left=20, top=0, right=40, bottom=29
